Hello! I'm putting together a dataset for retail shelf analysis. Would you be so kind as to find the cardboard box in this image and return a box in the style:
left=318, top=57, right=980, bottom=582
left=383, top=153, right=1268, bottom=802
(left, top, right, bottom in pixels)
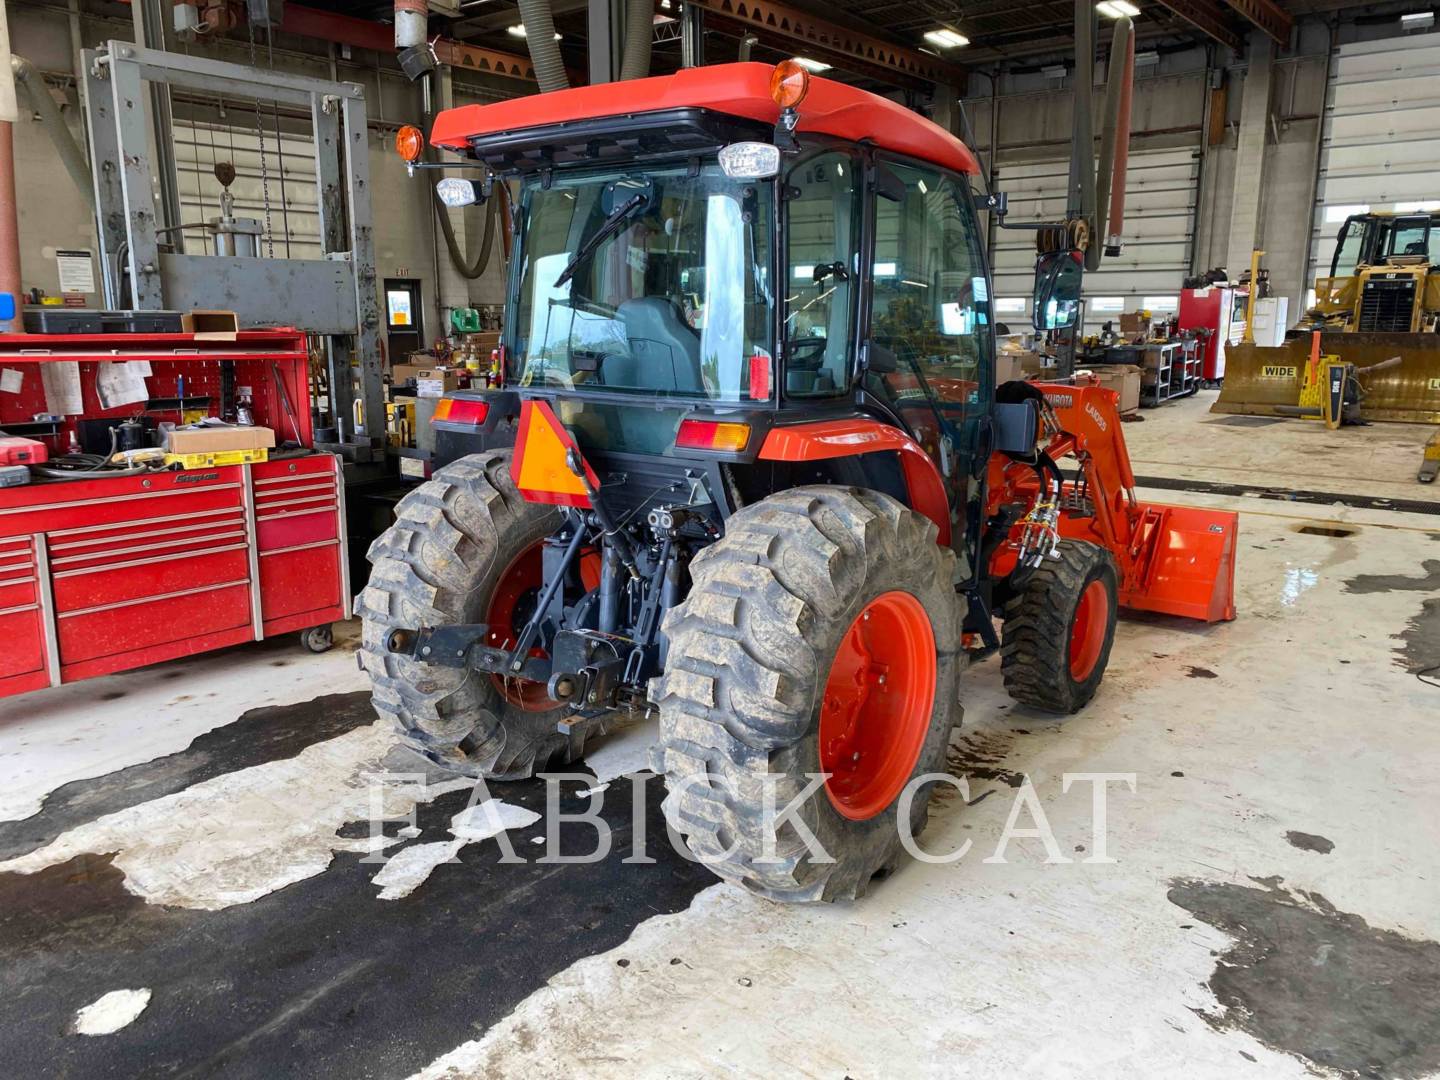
left=1086, top=365, right=1141, bottom=414
left=181, top=310, right=239, bottom=339
left=166, top=425, right=276, bottom=454
left=391, top=363, right=425, bottom=384
left=1119, top=312, right=1148, bottom=336
left=415, top=368, right=460, bottom=397
left=995, top=353, right=1024, bottom=384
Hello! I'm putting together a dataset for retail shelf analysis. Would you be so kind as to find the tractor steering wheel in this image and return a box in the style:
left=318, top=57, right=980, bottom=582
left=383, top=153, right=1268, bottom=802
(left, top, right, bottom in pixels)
left=786, top=336, right=829, bottom=369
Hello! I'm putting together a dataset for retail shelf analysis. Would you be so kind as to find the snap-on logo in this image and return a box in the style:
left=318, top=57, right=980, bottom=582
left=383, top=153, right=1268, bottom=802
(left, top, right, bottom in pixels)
left=1085, top=402, right=1108, bottom=432
left=174, top=472, right=220, bottom=484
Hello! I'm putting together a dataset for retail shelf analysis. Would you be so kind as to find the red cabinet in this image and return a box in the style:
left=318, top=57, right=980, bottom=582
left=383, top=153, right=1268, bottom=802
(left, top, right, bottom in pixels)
left=0, top=453, right=349, bottom=700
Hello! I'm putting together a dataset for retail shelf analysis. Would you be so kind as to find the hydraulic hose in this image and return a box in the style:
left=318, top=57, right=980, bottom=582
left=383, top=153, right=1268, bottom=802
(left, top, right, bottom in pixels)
left=620, top=0, right=654, bottom=81
left=516, top=0, right=569, bottom=92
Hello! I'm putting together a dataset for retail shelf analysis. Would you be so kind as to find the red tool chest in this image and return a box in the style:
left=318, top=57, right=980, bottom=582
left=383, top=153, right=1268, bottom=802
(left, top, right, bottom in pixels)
left=0, top=330, right=349, bottom=701
left=0, top=453, right=349, bottom=700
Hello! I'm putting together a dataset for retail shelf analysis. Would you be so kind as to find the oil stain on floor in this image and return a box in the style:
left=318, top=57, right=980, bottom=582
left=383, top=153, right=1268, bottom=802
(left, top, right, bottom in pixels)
left=1344, top=560, right=1440, bottom=676
left=0, top=691, right=376, bottom=861
left=0, top=770, right=714, bottom=1080
left=1169, top=876, right=1440, bottom=1078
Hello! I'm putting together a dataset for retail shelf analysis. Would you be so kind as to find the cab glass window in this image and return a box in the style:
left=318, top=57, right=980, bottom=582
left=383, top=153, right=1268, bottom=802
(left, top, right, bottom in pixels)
left=783, top=153, right=859, bottom=397
left=868, top=161, right=993, bottom=430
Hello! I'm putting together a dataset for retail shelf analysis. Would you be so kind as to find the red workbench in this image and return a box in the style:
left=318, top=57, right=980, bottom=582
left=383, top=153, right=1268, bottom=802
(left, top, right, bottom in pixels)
left=0, top=330, right=349, bottom=700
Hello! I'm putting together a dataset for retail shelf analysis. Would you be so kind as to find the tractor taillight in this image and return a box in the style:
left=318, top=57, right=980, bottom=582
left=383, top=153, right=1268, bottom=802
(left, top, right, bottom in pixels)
left=676, top=419, right=751, bottom=453
left=432, top=397, right=490, bottom=426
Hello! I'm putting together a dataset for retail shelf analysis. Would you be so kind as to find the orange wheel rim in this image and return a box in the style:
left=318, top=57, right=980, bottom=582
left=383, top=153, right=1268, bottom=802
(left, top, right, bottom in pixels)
left=818, top=591, right=937, bottom=821
left=484, top=540, right=600, bottom=711
left=1068, top=579, right=1108, bottom=681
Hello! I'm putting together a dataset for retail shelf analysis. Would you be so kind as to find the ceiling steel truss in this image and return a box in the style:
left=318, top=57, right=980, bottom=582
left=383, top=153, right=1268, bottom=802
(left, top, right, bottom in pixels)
left=683, top=0, right=969, bottom=88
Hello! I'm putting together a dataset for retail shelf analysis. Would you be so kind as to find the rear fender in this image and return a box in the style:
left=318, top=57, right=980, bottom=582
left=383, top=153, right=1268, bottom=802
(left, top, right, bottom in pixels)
left=759, top=420, right=951, bottom=546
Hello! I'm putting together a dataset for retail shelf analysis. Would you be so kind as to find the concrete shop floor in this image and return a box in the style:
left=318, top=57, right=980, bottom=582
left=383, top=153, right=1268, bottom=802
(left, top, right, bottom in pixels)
left=1, top=390, right=1437, bottom=1079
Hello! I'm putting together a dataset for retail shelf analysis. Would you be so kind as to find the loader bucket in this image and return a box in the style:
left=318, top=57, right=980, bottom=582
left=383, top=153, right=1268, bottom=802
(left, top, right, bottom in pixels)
left=1215, top=334, right=1440, bottom=424
left=1119, top=501, right=1238, bottom=623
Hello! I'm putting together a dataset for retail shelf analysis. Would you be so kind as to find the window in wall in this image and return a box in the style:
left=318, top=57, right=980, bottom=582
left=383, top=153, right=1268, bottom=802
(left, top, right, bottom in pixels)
left=784, top=153, right=860, bottom=397
left=1143, top=295, right=1179, bottom=311
left=1325, top=203, right=1369, bottom=223
left=1394, top=201, right=1440, bottom=213
left=1088, top=296, right=1125, bottom=312
left=993, top=297, right=1027, bottom=314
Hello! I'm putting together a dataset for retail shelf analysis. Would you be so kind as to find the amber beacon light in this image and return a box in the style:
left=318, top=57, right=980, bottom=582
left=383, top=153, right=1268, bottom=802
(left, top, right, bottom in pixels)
left=769, top=60, right=811, bottom=110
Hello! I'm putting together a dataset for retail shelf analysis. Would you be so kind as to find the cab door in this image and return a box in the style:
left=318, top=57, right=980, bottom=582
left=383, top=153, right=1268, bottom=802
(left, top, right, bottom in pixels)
left=862, top=157, right=996, bottom=581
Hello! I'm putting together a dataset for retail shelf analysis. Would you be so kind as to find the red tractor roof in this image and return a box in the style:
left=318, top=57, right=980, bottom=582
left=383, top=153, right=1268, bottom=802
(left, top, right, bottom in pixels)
left=429, top=62, right=979, bottom=176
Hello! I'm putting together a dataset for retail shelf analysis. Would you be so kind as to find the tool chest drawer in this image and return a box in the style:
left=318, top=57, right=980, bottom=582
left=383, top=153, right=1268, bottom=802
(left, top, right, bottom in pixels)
left=251, top=456, right=345, bottom=627
left=0, top=536, right=44, bottom=682
left=47, top=508, right=251, bottom=613
left=57, top=582, right=253, bottom=665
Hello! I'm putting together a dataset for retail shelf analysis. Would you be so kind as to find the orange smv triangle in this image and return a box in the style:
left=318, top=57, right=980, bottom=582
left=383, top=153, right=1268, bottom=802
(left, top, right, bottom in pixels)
left=511, top=399, right=598, bottom=508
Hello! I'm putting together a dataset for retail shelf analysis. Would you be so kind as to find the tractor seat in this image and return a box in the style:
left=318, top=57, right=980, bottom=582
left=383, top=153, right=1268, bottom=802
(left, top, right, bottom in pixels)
left=608, top=297, right=704, bottom=393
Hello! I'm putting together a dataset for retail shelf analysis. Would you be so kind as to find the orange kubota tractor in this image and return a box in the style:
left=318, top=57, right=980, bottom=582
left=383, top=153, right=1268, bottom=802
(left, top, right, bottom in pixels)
left=360, top=53, right=1237, bottom=902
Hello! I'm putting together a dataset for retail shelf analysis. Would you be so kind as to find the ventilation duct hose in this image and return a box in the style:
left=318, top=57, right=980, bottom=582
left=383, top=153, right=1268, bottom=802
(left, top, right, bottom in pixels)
left=1090, top=17, right=1132, bottom=271
left=517, top=0, right=569, bottom=92
left=433, top=182, right=506, bottom=280
left=620, top=0, right=654, bottom=81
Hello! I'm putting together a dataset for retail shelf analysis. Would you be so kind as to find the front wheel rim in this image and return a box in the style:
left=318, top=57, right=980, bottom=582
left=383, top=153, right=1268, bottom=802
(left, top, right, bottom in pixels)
left=818, top=591, right=938, bottom=821
left=1068, top=579, right=1109, bottom=682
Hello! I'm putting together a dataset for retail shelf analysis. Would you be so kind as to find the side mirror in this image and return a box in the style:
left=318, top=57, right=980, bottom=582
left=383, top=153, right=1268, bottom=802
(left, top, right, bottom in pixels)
left=1033, top=249, right=1084, bottom=331
left=866, top=341, right=899, bottom=374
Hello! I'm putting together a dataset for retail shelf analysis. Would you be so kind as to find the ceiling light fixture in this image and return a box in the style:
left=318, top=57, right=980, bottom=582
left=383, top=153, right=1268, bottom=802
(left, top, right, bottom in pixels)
left=1401, top=10, right=1435, bottom=28
left=923, top=28, right=970, bottom=48
left=792, top=57, right=832, bottom=72
left=507, top=24, right=562, bottom=39
left=1096, top=0, right=1140, bottom=18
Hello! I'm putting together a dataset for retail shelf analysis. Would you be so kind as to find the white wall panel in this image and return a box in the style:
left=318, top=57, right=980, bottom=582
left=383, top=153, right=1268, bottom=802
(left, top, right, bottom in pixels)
left=1308, top=31, right=1440, bottom=288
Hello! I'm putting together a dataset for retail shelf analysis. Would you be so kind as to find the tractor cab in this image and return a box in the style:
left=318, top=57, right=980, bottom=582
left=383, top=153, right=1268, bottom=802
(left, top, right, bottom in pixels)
left=410, top=61, right=1069, bottom=581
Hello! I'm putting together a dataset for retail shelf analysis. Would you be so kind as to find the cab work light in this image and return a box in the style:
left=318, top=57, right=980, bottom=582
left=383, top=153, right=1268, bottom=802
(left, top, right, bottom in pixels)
left=436, top=178, right=478, bottom=207
left=431, top=397, right=490, bottom=426
left=719, top=142, right=781, bottom=179
left=676, top=419, right=752, bottom=452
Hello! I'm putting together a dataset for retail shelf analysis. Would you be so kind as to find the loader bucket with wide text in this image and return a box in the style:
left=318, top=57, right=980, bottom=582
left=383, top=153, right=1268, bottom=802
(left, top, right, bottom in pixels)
left=1215, top=335, right=1440, bottom=425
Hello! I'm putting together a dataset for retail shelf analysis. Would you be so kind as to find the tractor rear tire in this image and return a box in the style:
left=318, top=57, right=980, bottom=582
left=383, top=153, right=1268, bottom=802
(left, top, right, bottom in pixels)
left=1000, top=539, right=1118, bottom=714
left=357, top=451, right=602, bottom=779
left=651, top=487, right=961, bottom=903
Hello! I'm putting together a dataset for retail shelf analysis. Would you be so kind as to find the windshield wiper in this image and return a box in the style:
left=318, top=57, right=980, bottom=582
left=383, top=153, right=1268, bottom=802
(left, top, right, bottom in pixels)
left=553, top=193, right=647, bottom=289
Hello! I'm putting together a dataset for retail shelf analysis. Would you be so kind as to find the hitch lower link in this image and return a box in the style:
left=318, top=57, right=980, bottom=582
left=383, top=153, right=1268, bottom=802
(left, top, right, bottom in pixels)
left=383, top=624, right=549, bottom=682
left=383, top=624, right=627, bottom=716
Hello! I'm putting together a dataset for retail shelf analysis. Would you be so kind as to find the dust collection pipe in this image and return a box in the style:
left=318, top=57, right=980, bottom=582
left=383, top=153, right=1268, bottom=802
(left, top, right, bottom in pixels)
left=516, top=0, right=569, bottom=92
left=1068, top=0, right=1096, bottom=235
left=394, top=0, right=428, bottom=49
left=0, top=122, right=23, bottom=333
left=1090, top=16, right=1131, bottom=270
left=620, top=0, right=654, bottom=81
left=1105, top=29, right=1134, bottom=256
left=10, top=55, right=93, bottom=210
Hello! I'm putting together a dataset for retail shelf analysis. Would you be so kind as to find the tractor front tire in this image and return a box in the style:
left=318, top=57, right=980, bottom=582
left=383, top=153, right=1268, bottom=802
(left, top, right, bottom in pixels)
left=358, top=451, right=602, bottom=779
left=652, top=487, right=961, bottom=903
left=1000, top=539, right=1118, bottom=714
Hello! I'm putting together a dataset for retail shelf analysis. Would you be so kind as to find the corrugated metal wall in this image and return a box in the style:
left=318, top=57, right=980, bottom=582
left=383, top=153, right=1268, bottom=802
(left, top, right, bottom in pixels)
left=990, top=146, right=1199, bottom=330
left=1308, top=31, right=1440, bottom=287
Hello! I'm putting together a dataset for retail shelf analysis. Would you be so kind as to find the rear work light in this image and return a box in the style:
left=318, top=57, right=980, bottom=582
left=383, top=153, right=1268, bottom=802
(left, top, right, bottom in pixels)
left=676, top=419, right=751, bottom=453
left=431, top=397, right=490, bottom=426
